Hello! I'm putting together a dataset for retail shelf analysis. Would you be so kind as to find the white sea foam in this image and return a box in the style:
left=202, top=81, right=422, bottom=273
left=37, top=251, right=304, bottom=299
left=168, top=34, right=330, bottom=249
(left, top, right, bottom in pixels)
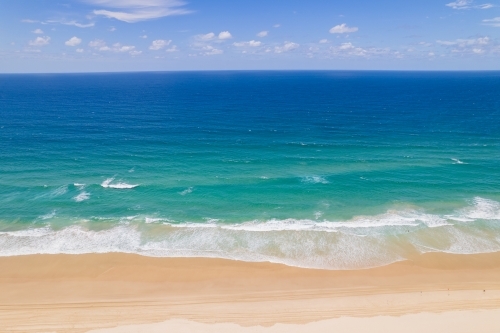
left=180, top=187, right=193, bottom=196
left=302, top=176, right=329, bottom=184
left=73, top=191, right=90, bottom=202
left=0, top=226, right=141, bottom=256
left=0, top=224, right=404, bottom=269
left=39, top=210, right=56, bottom=220
left=215, top=211, right=449, bottom=233
left=101, top=178, right=139, bottom=189
left=411, top=225, right=500, bottom=255
left=441, top=198, right=500, bottom=222
left=36, top=185, right=68, bottom=199
left=168, top=222, right=218, bottom=228
left=110, top=183, right=139, bottom=189
left=222, top=219, right=317, bottom=232
left=1, top=198, right=500, bottom=270
left=145, top=217, right=163, bottom=224
left=1, top=227, right=53, bottom=237
left=101, top=178, right=114, bottom=188
left=459, top=197, right=500, bottom=220
left=451, top=158, right=466, bottom=164
left=53, top=185, right=68, bottom=196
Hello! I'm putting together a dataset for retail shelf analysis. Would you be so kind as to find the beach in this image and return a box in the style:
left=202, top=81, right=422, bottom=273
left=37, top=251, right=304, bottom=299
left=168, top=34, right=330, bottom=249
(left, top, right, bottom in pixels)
left=2, top=252, right=500, bottom=333
left=1, top=73, right=500, bottom=332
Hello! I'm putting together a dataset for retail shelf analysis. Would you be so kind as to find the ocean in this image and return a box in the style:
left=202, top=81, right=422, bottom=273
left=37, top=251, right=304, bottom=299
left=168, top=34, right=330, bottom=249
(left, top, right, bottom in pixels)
left=1, top=71, right=499, bottom=269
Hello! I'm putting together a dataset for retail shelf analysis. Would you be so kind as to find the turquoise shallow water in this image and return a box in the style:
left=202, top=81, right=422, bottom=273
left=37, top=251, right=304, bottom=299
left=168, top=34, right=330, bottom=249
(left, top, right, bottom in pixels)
left=0, top=71, right=499, bottom=269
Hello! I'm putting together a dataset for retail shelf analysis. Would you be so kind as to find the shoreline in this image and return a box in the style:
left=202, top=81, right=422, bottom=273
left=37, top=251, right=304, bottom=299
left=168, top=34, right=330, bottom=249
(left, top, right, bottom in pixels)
left=2, top=252, right=500, bottom=332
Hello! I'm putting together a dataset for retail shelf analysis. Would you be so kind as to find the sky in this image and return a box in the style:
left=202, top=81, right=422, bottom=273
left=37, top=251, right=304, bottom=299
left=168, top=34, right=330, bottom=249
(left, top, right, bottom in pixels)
left=0, top=0, right=499, bottom=72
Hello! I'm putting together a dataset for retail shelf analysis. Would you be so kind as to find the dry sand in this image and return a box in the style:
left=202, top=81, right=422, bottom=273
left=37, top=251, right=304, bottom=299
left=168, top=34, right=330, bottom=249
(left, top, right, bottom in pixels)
left=1, top=252, right=500, bottom=333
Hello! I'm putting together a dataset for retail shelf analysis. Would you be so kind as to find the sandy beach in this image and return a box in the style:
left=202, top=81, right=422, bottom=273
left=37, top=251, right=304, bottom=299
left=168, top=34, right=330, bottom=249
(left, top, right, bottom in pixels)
left=1, top=252, right=500, bottom=332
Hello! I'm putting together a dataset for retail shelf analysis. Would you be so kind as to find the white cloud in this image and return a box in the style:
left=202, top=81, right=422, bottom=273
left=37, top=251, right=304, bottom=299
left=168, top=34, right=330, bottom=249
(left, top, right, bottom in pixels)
left=273, top=24, right=280, bottom=28
left=446, top=0, right=473, bottom=8
left=29, top=36, right=50, bottom=46
left=32, top=29, right=44, bottom=34
left=478, top=3, right=495, bottom=8
left=130, top=50, right=142, bottom=56
left=89, top=39, right=138, bottom=54
left=436, top=41, right=455, bottom=46
left=446, top=0, right=495, bottom=9
left=65, top=37, right=82, bottom=46
left=89, top=39, right=107, bottom=48
left=196, top=32, right=215, bottom=41
left=483, top=17, right=500, bottom=27
left=329, top=42, right=390, bottom=57
left=218, top=31, right=232, bottom=40
left=274, top=41, right=299, bottom=53
left=437, top=36, right=492, bottom=54
left=340, top=42, right=356, bottom=50
left=194, top=31, right=232, bottom=42
left=47, top=20, right=95, bottom=28
left=109, top=26, right=117, bottom=32
left=202, top=45, right=223, bottom=55
left=83, top=0, right=191, bottom=23
left=22, top=19, right=39, bottom=23
left=329, top=23, right=358, bottom=34
left=140, top=35, right=148, bottom=39
left=319, top=39, right=328, bottom=44
left=76, top=48, right=84, bottom=53
left=165, top=45, right=179, bottom=52
left=331, top=42, right=363, bottom=55
left=257, top=31, right=268, bottom=37
left=437, top=37, right=490, bottom=46
left=233, top=40, right=261, bottom=47
left=66, top=21, right=95, bottom=28
left=113, top=43, right=136, bottom=52
left=149, top=39, right=171, bottom=50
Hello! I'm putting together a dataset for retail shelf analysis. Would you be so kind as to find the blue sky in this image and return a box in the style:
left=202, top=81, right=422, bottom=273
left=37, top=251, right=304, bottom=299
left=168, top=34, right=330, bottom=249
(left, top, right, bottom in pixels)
left=1, top=0, right=499, bottom=72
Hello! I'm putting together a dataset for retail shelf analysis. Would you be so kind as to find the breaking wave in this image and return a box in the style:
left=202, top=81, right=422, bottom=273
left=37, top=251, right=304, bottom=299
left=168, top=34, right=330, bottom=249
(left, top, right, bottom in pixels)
left=101, top=178, right=139, bottom=189
left=73, top=191, right=90, bottom=202
left=1, top=197, right=500, bottom=270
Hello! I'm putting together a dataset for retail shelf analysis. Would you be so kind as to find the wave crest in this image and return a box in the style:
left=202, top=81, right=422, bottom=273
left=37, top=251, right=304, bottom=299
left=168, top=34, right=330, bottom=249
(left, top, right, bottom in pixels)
left=73, top=192, right=90, bottom=202
left=101, top=178, right=139, bottom=189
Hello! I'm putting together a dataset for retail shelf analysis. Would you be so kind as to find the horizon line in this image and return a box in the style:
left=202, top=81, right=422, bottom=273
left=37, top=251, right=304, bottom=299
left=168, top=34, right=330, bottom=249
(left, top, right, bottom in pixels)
left=2, top=69, right=500, bottom=75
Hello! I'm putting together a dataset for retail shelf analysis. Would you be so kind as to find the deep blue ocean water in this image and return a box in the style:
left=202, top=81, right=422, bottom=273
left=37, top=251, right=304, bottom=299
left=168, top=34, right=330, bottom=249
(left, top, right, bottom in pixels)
left=1, top=71, right=499, bottom=269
